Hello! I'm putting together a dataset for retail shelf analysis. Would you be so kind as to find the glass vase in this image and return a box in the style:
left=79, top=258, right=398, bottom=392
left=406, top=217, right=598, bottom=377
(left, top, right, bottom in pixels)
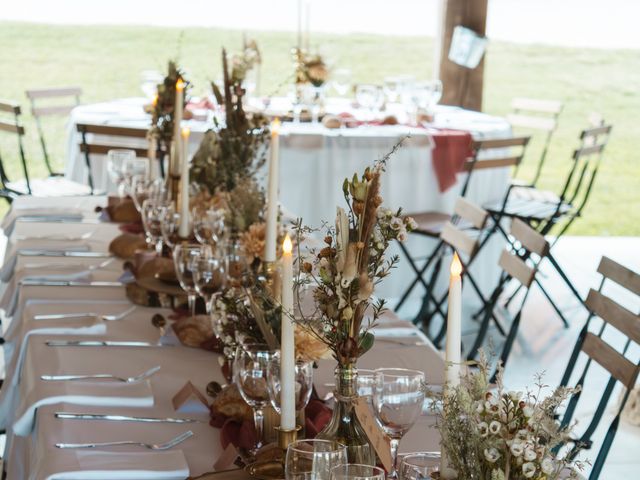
left=316, top=364, right=376, bottom=466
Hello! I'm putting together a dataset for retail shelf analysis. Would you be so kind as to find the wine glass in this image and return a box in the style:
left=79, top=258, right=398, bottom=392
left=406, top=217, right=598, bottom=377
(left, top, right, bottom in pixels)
left=332, top=68, right=352, bottom=97
left=193, top=206, right=225, bottom=247
left=234, top=343, right=273, bottom=454
left=225, top=240, right=249, bottom=290
left=429, top=79, right=443, bottom=107
left=107, top=149, right=135, bottom=197
left=266, top=352, right=313, bottom=418
left=330, top=464, right=385, bottom=480
left=372, top=368, right=425, bottom=479
left=193, top=246, right=226, bottom=313
left=355, top=85, right=379, bottom=120
left=140, top=70, right=163, bottom=99
left=383, top=77, right=401, bottom=103
left=141, top=198, right=165, bottom=255
left=356, top=369, right=376, bottom=406
left=285, top=439, right=348, bottom=480
left=161, top=203, right=192, bottom=249
left=400, top=452, right=440, bottom=480
left=173, top=243, right=201, bottom=318
left=122, top=157, right=149, bottom=196
left=131, top=177, right=166, bottom=213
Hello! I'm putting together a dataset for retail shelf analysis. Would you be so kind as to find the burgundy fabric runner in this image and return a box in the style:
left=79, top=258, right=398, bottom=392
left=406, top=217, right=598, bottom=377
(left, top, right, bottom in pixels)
left=428, top=128, right=473, bottom=193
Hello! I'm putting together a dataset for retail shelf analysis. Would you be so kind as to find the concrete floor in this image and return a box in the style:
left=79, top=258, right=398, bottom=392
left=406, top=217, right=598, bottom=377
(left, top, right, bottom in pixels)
left=396, top=236, right=640, bottom=479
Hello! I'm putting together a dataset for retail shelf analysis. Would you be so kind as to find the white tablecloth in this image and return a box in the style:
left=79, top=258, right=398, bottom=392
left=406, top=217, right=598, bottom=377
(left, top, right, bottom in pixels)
left=64, top=99, right=511, bottom=302
left=0, top=196, right=445, bottom=479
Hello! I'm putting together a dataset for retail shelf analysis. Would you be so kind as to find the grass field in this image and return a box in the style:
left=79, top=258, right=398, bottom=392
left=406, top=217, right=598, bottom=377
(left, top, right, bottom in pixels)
left=0, top=21, right=638, bottom=235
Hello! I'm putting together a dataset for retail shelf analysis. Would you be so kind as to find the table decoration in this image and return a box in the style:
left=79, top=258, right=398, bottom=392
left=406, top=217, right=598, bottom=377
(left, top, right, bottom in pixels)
left=433, top=357, right=587, bottom=480
left=291, top=141, right=416, bottom=464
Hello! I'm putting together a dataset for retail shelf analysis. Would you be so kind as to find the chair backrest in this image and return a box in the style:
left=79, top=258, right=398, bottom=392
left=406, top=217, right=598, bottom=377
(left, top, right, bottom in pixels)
left=25, top=87, right=82, bottom=117
left=497, top=218, right=549, bottom=289
left=76, top=124, right=149, bottom=158
left=559, top=122, right=612, bottom=212
left=558, top=256, right=639, bottom=479
left=440, top=198, right=489, bottom=258
left=0, top=100, right=31, bottom=193
left=508, top=97, right=563, bottom=186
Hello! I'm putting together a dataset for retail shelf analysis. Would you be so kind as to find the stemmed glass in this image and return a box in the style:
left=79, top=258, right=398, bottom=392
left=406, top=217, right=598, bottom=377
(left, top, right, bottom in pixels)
left=234, top=343, right=273, bottom=454
left=192, top=206, right=225, bottom=247
left=193, top=245, right=226, bottom=314
left=355, top=85, right=379, bottom=121
left=161, top=203, right=192, bottom=249
left=131, top=177, right=166, bottom=213
left=330, top=464, right=386, bottom=480
left=122, top=157, right=149, bottom=196
left=266, top=352, right=313, bottom=419
left=400, top=452, right=441, bottom=480
left=332, top=68, right=352, bottom=97
left=107, top=149, right=135, bottom=197
left=285, top=439, right=348, bottom=480
left=372, top=368, right=425, bottom=479
left=383, top=77, right=401, bottom=103
left=141, top=198, right=166, bottom=255
left=173, top=243, right=201, bottom=318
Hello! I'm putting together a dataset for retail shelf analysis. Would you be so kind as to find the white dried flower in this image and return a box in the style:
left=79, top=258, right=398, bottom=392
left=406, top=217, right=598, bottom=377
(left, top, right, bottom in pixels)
left=510, top=442, right=524, bottom=457
left=516, top=429, right=529, bottom=441
left=509, top=391, right=523, bottom=401
left=475, top=401, right=484, bottom=414
left=484, top=448, right=500, bottom=463
left=390, top=217, right=403, bottom=230
left=477, top=421, right=489, bottom=437
left=541, top=457, right=555, bottom=475
left=397, top=230, right=408, bottom=242
left=523, top=406, right=534, bottom=418
left=406, top=217, right=418, bottom=230
left=489, top=420, right=501, bottom=435
left=524, top=446, right=537, bottom=461
left=522, top=462, right=536, bottom=478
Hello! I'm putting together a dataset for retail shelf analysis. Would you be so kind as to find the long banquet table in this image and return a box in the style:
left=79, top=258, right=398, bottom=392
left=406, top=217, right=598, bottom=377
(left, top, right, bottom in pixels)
left=64, top=97, right=512, bottom=302
left=0, top=195, right=445, bottom=479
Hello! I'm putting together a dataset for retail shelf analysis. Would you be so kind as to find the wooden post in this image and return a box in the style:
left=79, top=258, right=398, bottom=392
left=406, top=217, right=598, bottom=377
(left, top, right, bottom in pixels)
left=436, top=0, right=488, bottom=112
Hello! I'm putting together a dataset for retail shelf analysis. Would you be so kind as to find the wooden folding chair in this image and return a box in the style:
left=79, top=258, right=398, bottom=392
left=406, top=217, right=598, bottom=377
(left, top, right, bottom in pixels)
left=0, top=100, right=90, bottom=199
left=396, top=135, right=530, bottom=314
left=555, top=257, right=639, bottom=479
left=76, top=123, right=150, bottom=194
left=464, top=218, right=550, bottom=374
left=507, top=97, right=563, bottom=187
left=484, top=122, right=613, bottom=325
left=25, top=86, right=82, bottom=177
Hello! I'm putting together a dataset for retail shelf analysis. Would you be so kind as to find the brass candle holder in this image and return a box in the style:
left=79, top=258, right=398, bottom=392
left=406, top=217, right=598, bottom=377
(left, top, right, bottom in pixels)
left=246, top=425, right=301, bottom=480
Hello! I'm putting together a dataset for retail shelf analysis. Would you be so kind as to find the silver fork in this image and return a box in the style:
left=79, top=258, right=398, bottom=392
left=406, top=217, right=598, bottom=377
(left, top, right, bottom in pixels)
left=40, top=365, right=160, bottom=383
left=55, top=430, right=193, bottom=450
left=15, top=231, right=95, bottom=241
left=101, top=305, right=136, bottom=321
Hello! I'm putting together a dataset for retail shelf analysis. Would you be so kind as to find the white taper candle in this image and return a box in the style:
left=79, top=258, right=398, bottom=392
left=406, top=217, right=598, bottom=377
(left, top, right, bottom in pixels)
left=264, top=119, right=280, bottom=263
left=280, top=234, right=296, bottom=430
left=178, top=126, right=190, bottom=239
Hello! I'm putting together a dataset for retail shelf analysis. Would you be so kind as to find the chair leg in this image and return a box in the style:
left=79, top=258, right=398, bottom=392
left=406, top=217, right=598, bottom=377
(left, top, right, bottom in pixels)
left=412, top=255, right=446, bottom=329
left=395, top=240, right=442, bottom=311
left=466, top=307, right=493, bottom=361
left=490, top=311, right=522, bottom=382
left=546, top=252, right=586, bottom=308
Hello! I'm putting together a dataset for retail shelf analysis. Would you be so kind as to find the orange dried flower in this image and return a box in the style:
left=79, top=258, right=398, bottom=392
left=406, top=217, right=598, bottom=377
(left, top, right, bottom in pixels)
left=324, top=236, right=333, bottom=245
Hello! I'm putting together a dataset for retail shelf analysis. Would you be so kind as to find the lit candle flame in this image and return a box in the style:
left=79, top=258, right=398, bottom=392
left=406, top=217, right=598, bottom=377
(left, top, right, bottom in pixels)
left=181, top=126, right=191, bottom=139
left=283, top=234, right=293, bottom=255
left=152, top=94, right=158, bottom=107
left=450, top=252, right=462, bottom=277
left=176, top=79, right=186, bottom=91
left=271, top=118, right=281, bottom=138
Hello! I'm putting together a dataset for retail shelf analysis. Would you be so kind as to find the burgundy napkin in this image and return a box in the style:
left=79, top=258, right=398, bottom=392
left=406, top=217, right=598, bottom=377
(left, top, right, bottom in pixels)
left=428, top=128, right=473, bottom=192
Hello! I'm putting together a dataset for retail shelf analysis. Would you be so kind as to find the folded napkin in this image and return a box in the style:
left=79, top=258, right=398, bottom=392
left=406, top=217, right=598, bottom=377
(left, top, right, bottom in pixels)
left=1, top=243, right=91, bottom=282
left=428, top=128, right=473, bottom=192
left=12, top=379, right=154, bottom=436
left=36, top=450, right=189, bottom=480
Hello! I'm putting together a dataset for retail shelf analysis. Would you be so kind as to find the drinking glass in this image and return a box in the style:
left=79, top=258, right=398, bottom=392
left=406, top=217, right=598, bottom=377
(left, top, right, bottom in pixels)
left=399, top=452, right=440, bottom=480
left=122, top=157, right=149, bottom=195
left=285, top=439, right=348, bottom=480
left=141, top=198, right=165, bottom=255
left=356, top=369, right=376, bottom=406
left=173, top=243, right=201, bottom=318
left=161, top=203, right=191, bottom=248
left=373, top=368, right=425, bottom=479
left=330, top=464, right=385, bottom=480
left=225, top=240, right=249, bottom=290
left=193, top=246, right=226, bottom=313
left=107, top=149, right=135, bottom=197
left=332, top=68, right=352, bottom=97
left=131, top=177, right=166, bottom=213
left=355, top=84, right=378, bottom=119
left=383, top=76, right=401, bottom=103
left=140, top=70, right=163, bottom=99
left=429, top=79, right=443, bottom=108
left=192, top=206, right=225, bottom=247
left=234, top=343, right=273, bottom=453
left=266, top=352, right=313, bottom=416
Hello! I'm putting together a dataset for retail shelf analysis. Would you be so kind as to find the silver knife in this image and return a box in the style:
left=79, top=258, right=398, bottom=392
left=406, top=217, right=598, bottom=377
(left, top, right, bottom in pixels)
left=46, top=340, right=169, bottom=348
left=33, top=312, right=97, bottom=320
left=20, top=280, right=122, bottom=287
left=54, top=412, right=200, bottom=423
left=17, top=216, right=98, bottom=223
left=18, top=250, right=111, bottom=258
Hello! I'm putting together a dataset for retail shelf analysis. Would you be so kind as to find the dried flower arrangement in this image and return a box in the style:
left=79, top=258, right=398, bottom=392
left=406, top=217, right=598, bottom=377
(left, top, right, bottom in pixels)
left=433, top=355, right=588, bottom=480
left=292, top=140, right=415, bottom=366
left=293, top=49, right=329, bottom=87
left=149, top=60, right=189, bottom=150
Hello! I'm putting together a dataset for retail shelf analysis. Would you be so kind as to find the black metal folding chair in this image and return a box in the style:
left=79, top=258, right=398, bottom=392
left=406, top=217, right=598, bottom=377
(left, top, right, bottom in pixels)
left=464, top=218, right=550, bottom=375
left=396, top=136, right=530, bottom=318
left=555, top=256, right=639, bottom=479
left=507, top=97, right=563, bottom=188
left=484, top=122, right=613, bottom=326
left=25, top=86, right=82, bottom=177
left=76, top=123, right=151, bottom=194
left=0, top=101, right=29, bottom=203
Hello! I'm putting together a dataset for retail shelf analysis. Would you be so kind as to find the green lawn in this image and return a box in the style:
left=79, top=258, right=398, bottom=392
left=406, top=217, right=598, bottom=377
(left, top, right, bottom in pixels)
left=0, top=22, right=638, bottom=235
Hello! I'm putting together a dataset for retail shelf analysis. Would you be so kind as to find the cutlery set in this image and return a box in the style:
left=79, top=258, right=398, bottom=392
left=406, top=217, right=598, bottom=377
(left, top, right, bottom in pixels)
left=55, top=430, right=194, bottom=450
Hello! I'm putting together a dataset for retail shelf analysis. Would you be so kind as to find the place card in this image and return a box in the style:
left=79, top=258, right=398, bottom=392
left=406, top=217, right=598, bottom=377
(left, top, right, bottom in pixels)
left=172, top=381, right=210, bottom=413
left=353, top=397, right=392, bottom=472
left=213, top=443, right=240, bottom=471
